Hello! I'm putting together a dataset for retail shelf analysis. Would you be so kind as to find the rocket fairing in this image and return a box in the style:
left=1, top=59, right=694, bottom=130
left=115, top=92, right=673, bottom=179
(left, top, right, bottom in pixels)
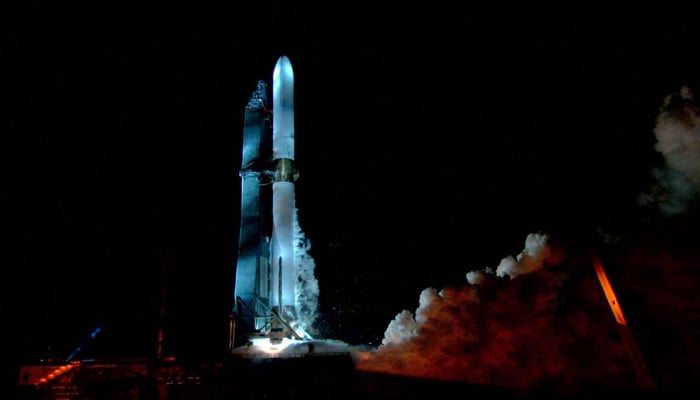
left=272, top=55, right=295, bottom=162
left=232, top=56, right=300, bottom=348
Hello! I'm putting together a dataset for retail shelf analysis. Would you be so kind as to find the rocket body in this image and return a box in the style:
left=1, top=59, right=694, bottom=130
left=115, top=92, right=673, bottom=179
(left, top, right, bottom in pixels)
left=270, top=55, right=296, bottom=309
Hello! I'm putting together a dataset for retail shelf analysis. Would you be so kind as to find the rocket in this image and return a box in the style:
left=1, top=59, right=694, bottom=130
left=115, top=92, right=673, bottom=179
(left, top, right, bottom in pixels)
left=270, top=55, right=296, bottom=312
left=231, top=55, right=301, bottom=348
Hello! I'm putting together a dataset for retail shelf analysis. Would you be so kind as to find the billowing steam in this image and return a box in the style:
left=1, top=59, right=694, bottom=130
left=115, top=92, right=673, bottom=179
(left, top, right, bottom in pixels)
left=469, top=231, right=551, bottom=282
left=639, top=86, right=700, bottom=215
left=291, top=208, right=320, bottom=338
left=355, top=233, right=638, bottom=394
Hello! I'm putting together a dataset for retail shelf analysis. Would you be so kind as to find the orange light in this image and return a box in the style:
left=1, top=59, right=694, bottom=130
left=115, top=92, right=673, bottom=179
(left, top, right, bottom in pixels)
left=593, top=253, right=655, bottom=389
left=593, top=254, right=627, bottom=325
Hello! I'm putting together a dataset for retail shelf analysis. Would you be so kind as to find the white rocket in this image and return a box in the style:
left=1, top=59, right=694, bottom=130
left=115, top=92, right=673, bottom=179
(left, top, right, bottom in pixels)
left=270, top=55, right=296, bottom=311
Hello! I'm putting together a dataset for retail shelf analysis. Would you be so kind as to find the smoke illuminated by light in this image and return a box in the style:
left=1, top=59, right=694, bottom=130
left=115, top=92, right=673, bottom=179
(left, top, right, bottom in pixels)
left=353, top=233, right=638, bottom=394
left=290, top=207, right=320, bottom=338
left=639, top=85, right=700, bottom=215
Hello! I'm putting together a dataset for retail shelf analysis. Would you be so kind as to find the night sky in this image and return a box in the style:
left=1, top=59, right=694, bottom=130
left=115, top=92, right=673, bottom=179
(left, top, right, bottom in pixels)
left=7, top=3, right=700, bottom=393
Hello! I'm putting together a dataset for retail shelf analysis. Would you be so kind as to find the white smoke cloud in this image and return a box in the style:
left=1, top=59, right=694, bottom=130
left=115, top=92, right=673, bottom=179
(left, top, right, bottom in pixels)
left=380, top=309, right=417, bottom=347
left=380, top=232, right=554, bottom=355
left=639, top=86, right=700, bottom=215
left=495, top=232, right=551, bottom=279
left=355, top=232, right=636, bottom=394
left=291, top=208, right=320, bottom=338
left=464, top=232, right=551, bottom=283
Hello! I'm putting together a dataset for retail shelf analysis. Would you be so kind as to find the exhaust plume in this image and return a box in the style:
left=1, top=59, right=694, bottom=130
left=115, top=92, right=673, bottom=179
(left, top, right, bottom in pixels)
left=355, top=233, right=637, bottom=394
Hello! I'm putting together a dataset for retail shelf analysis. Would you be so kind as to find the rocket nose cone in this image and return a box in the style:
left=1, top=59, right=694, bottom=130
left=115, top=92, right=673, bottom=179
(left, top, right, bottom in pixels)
left=273, top=55, right=294, bottom=82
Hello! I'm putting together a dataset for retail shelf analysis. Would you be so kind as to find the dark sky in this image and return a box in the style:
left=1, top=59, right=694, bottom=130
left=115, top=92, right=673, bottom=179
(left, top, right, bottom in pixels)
left=6, top=3, right=700, bottom=390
